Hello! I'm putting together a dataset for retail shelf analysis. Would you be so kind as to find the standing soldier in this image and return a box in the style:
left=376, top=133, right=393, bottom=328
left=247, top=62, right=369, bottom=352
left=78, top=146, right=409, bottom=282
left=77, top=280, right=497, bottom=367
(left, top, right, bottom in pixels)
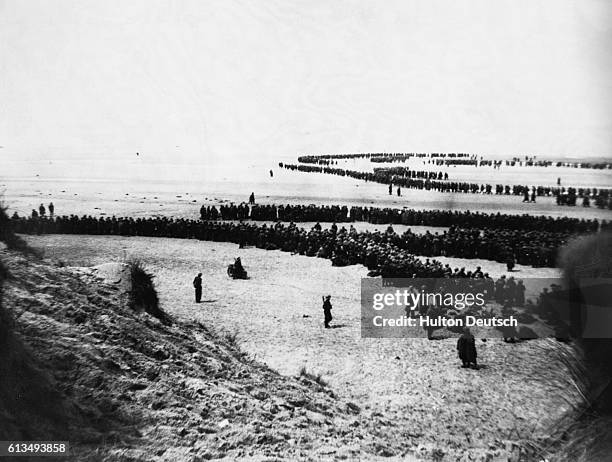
left=388, top=184, right=392, bottom=195
left=48, top=202, right=54, bottom=217
left=39, top=203, right=46, bottom=217
left=457, top=327, right=478, bottom=368
left=322, top=295, right=333, bottom=328
left=506, top=252, right=515, bottom=272
left=249, top=192, right=255, bottom=205
left=193, top=273, right=203, bottom=303
left=397, top=186, right=401, bottom=197
left=522, top=188, right=529, bottom=203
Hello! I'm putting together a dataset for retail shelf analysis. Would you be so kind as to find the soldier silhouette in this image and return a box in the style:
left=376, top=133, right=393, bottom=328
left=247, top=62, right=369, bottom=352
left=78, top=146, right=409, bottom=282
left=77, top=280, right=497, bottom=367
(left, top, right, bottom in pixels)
left=193, top=273, right=203, bottom=303
left=322, top=295, right=333, bottom=328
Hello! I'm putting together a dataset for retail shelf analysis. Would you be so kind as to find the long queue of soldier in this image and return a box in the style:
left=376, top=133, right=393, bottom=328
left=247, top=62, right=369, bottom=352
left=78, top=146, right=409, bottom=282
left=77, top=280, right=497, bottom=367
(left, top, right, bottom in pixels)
left=296, top=152, right=612, bottom=169
left=297, top=152, right=470, bottom=164
left=11, top=211, right=592, bottom=268
left=280, top=163, right=612, bottom=208
left=200, top=203, right=603, bottom=233
left=7, top=214, right=487, bottom=275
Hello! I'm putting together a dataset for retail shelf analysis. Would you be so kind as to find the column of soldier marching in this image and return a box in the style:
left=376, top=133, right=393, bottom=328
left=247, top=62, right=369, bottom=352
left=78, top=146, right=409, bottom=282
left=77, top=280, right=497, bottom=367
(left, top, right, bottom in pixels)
left=15, top=202, right=607, bottom=272
left=280, top=162, right=612, bottom=208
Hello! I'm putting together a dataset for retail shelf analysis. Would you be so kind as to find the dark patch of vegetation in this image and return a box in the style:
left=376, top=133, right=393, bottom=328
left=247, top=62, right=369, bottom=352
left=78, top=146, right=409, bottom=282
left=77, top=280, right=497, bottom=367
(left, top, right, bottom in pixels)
left=127, top=258, right=172, bottom=326
left=0, top=259, right=10, bottom=349
left=0, top=202, right=42, bottom=258
left=546, top=232, right=612, bottom=460
left=299, top=366, right=328, bottom=387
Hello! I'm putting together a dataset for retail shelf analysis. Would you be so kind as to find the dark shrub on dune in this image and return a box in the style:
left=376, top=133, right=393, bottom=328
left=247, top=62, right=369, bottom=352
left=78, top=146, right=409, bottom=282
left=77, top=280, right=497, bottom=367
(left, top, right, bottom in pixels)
left=127, top=258, right=172, bottom=326
left=0, top=202, right=42, bottom=257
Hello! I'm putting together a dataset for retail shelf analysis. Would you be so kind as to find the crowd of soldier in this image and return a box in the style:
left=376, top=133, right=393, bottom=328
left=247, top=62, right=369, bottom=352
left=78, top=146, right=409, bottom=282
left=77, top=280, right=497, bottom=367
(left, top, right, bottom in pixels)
left=280, top=163, right=612, bottom=208
left=373, top=166, right=450, bottom=180
left=296, top=153, right=611, bottom=169
left=12, top=211, right=589, bottom=269
left=398, top=227, right=563, bottom=268
left=297, top=152, right=469, bottom=164
left=29, top=202, right=55, bottom=219
left=199, top=203, right=603, bottom=233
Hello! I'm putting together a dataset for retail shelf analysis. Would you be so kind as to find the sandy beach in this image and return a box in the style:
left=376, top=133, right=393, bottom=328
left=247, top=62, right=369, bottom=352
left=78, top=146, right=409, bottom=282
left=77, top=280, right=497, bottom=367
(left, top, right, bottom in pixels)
left=22, top=233, right=571, bottom=460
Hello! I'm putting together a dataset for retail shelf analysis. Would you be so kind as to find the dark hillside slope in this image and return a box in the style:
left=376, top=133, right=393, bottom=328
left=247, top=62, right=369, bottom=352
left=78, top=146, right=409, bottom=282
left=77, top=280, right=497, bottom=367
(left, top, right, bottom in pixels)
left=0, top=249, right=399, bottom=461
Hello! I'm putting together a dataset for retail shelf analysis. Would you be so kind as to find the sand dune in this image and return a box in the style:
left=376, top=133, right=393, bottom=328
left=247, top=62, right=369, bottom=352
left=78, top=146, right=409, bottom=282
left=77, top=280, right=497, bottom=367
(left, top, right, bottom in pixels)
left=25, top=234, right=574, bottom=460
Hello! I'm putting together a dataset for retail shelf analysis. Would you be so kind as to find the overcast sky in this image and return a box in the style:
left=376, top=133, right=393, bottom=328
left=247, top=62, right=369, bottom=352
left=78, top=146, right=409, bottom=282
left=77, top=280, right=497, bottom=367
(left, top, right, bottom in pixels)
left=1, top=0, right=611, bottom=165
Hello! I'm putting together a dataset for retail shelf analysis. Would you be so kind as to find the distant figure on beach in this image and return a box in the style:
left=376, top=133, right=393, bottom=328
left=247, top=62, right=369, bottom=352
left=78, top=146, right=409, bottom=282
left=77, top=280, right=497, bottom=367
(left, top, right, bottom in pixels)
left=48, top=202, right=54, bottom=217
left=322, top=295, right=333, bottom=328
left=530, top=188, right=536, bottom=203
left=506, top=254, right=515, bottom=272
left=457, top=328, right=477, bottom=368
left=557, top=177, right=561, bottom=185
left=583, top=195, right=590, bottom=207
left=269, top=169, right=273, bottom=177
left=249, top=192, right=255, bottom=205
left=31, top=209, right=38, bottom=218
left=193, top=273, right=203, bottom=303
left=39, top=203, right=46, bottom=217
left=522, top=188, right=529, bottom=202
left=397, top=187, right=401, bottom=197
left=388, top=184, right=392, bottom=195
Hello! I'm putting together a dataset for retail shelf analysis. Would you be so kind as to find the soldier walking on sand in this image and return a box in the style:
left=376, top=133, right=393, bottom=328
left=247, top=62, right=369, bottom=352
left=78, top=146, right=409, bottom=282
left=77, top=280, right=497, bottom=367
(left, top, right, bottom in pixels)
left=193, top=273, right=203, bottom=303
left=322, top=295, right=333, bottom=328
